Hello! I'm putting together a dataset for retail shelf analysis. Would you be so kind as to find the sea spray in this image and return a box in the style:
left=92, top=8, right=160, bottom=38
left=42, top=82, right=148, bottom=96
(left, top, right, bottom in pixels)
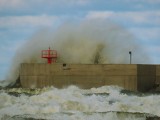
left=4, top=19, right=150, bottom=86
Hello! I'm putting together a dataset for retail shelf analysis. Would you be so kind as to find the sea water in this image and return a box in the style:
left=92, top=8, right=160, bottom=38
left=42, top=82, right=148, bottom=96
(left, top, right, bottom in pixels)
left=0, top=86, right=160, bottom=120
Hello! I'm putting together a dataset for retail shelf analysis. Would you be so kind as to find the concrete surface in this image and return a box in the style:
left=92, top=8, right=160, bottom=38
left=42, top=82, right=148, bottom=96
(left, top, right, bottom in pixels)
left=20, top=63, right=158, bottom=92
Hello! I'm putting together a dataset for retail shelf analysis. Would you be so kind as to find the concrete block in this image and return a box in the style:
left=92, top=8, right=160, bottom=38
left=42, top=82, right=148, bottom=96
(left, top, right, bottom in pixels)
left=20, top=63, right=157, bottom=92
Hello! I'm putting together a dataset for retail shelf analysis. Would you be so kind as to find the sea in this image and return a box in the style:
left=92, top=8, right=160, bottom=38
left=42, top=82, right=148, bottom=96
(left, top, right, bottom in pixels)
left=0, top=85, right=160, bottom=120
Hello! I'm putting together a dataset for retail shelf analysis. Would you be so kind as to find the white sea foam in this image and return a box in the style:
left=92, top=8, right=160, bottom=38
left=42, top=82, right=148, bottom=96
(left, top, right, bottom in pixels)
left=0, top=85, right=159, bottom=120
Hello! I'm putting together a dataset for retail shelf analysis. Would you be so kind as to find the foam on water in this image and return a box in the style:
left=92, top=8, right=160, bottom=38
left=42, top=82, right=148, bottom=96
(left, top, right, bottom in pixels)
left=0, top=85, right=159, bottom=120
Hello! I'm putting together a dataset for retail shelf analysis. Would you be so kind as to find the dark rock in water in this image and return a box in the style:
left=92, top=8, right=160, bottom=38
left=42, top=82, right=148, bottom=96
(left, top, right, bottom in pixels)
left=6, top=76, right=21, bottom=88
left=8, top=112, right=160, bottom=120
left=120, top=89, right=145, bottom=96
left=0, top=114, right=47, bottom=120
left=155, top=86, right=160, bottom=92
left=121, top=87, right=160, bottom=96
left=84, top=93, right=109, bottom=96
left=146, top=117, right=160, bottom=120
left=109, top=100, right=116, bottom=105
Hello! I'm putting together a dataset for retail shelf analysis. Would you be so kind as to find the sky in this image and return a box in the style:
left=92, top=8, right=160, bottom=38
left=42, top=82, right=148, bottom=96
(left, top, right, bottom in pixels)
left=0, top=0, right=160, bottom=80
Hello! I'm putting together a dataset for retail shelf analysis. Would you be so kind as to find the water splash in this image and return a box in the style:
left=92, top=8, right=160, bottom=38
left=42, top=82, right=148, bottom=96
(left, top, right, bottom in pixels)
left=3, top=19, right=150, bottom=86
left=0, top=86, right=159, bottom=120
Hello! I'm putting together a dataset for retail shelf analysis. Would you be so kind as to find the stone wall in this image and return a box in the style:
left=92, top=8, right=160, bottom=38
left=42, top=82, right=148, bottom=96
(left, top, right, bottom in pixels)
left=20, top=63, right=157, bottom=91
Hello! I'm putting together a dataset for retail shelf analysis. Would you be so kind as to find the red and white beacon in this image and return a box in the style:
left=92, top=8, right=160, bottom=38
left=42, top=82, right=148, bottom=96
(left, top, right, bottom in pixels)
left=41, top=47, right=57, bottom=64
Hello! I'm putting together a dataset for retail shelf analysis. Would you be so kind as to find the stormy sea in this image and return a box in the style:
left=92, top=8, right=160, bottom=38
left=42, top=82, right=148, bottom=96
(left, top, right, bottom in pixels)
left=1, top=20, right=159, bottom=120
left=0, top=85, right=160, bottom=120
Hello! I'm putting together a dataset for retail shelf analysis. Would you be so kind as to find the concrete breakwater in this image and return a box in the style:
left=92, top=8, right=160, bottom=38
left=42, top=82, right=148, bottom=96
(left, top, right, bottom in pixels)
left=20, top=64, right=160, bottom=92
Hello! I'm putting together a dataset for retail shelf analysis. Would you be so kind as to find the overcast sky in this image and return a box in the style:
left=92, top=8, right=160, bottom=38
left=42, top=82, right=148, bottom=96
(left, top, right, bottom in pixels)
left=0, top=0, right=160, bottom=80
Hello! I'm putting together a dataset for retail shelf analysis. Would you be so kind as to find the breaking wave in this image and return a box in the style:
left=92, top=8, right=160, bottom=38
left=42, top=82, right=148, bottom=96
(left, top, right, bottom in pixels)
left=4, top=19, right=150, bottom=86
left=0, top=86, right=159, bottom=120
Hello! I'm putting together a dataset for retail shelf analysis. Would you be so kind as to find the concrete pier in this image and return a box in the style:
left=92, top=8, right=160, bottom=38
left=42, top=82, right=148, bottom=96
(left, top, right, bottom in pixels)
left=20, top=63, right=159, bottom=92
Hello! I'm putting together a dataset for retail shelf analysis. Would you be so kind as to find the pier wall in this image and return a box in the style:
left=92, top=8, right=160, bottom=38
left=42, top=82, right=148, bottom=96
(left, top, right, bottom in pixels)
left=20, top=63, right=159, bottom=92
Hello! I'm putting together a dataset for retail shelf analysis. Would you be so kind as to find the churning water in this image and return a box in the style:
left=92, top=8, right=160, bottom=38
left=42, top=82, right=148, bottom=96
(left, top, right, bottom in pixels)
left=0, top=85, right=160, bottom=120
